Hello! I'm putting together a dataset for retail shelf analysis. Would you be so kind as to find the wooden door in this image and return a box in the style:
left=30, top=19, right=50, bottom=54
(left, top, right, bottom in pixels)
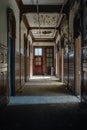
left=45, top=47, right=54, bottom=75
left=7, top=8, right=16, bottom=96
left=33, top=48, right=43, bottom=75
left=34, top=56, right=42, bottom=75
left=74, top=12, right=81, bottom=96
left=24, top=34, right=27, bottom=82
left=75, top=36, right=81, bottom=95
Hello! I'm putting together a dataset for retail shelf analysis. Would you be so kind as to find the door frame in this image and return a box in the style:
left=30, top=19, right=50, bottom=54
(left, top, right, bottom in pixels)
left=24, top=33, right=27, bottom=82
left=33, top=47, right=43, bottom=75
left=81, top=0, right=87, bottom=102
left=7, top=8, right=16, bottom=96
left=33, top=46, right=54, bottom=76
left=74, top=10, right=82, bottom=97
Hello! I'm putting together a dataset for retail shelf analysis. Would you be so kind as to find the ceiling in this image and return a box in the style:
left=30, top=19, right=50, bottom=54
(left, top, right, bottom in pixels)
left=21, top=0, right=68, bottom=40
left=22, top=0, right=66, bottom=5
left=26, top=13, right=63, bottom=39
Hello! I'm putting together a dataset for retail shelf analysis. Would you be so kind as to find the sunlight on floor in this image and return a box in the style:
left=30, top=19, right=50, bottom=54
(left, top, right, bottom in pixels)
left=29, top=76, right=59, bottom=80
left=8, top=96, right=80, bottom=105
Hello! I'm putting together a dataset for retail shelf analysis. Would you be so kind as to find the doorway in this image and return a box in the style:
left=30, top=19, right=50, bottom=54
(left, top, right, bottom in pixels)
left=74, top=13, right=81, bottom=96
left=24, top=33, right=27, bottom=82
left=7, top=8, right=16, bottom=96
left=33, top=46, right=54, bottom=76
left=33, top=47, right=43, bottom=75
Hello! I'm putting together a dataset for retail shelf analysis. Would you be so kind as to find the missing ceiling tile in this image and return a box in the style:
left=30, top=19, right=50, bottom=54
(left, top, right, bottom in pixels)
left=42, top=30, right=52, bottom=34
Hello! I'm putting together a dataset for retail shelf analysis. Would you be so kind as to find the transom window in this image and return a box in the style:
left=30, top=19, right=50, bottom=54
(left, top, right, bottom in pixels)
left=35, top=48, right=42, bottom=56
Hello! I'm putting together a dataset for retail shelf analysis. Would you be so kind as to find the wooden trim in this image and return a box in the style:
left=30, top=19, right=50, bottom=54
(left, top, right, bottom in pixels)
left=22, top=15, right=34, bottom=40
left=22, top=15, right=30, bottom=30
left=16, top=0, right=70, bottom=14
left=30, top=27, right=59, bottom=30
left=64, top=0, right=75, bottom=14
left=0, top=43, right=8, bottom=99
left=15, top=0, right=23, bottom=10
left=29, top=31, right=34, bottom=41
left=7, top=8, right=16, bottom=96
left=54, top=30, right=59, bottom=42
left=22, top=5, right=65, bottom=13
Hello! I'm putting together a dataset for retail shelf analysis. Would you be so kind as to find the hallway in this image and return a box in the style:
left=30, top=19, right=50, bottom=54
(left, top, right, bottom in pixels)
left=1, top=0, right=87, bottom=105
left=0, top=76, right=81, bottom=130
left=8, top=76, right=80, bottom=105
left=1, top=0, right=87, bottom=129
left=16, top=76, right=71, bottom=96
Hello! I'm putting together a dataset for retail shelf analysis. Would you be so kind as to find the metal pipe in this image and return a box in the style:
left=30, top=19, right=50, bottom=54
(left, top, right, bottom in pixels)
left=54, top=0, right=68, bottom=37
left=36, top=0, right=41, bottom=36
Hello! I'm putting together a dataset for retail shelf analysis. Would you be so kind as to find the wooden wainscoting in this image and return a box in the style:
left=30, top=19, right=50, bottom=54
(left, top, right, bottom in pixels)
left=0, top=43, right=9, bottom=105
left=15, top=51, right=21, bottom=91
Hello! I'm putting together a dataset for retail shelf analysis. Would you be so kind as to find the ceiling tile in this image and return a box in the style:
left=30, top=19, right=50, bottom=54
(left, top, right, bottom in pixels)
left=26, top=13, right=62, bottom=27
left=31, top=29, right=57, bottom=38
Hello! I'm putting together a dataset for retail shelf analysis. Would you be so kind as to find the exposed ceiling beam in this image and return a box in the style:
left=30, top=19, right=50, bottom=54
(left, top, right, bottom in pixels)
left=15, top=0, right=23, bottom=10
left=21, top=5, right=66, bottom=14
left=63, top=0, right=73, bottom=14
left=22, top=15, right=30, bottom=30
left=16, top=0, right=69, bottom=14
left=22, top=15, right=35, bottom=39
left=33, top=38, right=54, bottom=42
left=15, top=0, right=70, bottom=42
left=54, top=30, right=59, bottom=41
left=30, top=27, right=59, bottom=30
left=29, top=31, right=35, bottom=41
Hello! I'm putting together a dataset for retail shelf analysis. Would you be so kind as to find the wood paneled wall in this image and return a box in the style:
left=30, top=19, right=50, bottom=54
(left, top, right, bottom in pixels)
left=27, top=43, right=30, bottom=80
left=0, top=43, right=8, bottom=105
left=15, top=51, right=21, bottom=91
left=64, top=50, right=75, bottom=94
left=68, top=51, right=75, bottom=93
left=82, top=46, right=87, bottom=101
left=64, top=54, right=68, bottom=85
left=21, top=54, right=25, bottom=85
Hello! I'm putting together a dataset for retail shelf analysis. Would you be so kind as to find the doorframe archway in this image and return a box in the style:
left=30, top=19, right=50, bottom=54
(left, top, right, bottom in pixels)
left=7, top=8, right=16, bottom=96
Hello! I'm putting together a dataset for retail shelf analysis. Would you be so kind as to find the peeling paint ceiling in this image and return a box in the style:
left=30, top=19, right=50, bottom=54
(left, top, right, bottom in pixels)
left=22, top=0, right=67, bottom=39
left=26, top=13, right=63, bottom=38
left=26, top=13, right=60, bottom=27
left=31, top=29, right=57, bottom=38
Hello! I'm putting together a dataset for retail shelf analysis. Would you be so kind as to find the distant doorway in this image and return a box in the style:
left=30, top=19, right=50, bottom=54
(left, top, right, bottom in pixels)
left=33, top=46, right=54, bottom=76
left=33, top=47, right=43, bottom=75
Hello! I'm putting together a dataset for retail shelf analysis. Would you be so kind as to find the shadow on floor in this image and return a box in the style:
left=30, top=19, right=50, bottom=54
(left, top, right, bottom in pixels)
left=2, top=76, right=84, bottom=130
left=0, top=103, right=87, bottom=130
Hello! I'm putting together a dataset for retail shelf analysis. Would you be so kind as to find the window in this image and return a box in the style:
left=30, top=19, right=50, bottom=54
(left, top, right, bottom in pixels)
left=46, top=48, right=53, bottom=67
left=35, top=57, right=41, bottom=65
left=35, top=48, right=42, bottom=56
